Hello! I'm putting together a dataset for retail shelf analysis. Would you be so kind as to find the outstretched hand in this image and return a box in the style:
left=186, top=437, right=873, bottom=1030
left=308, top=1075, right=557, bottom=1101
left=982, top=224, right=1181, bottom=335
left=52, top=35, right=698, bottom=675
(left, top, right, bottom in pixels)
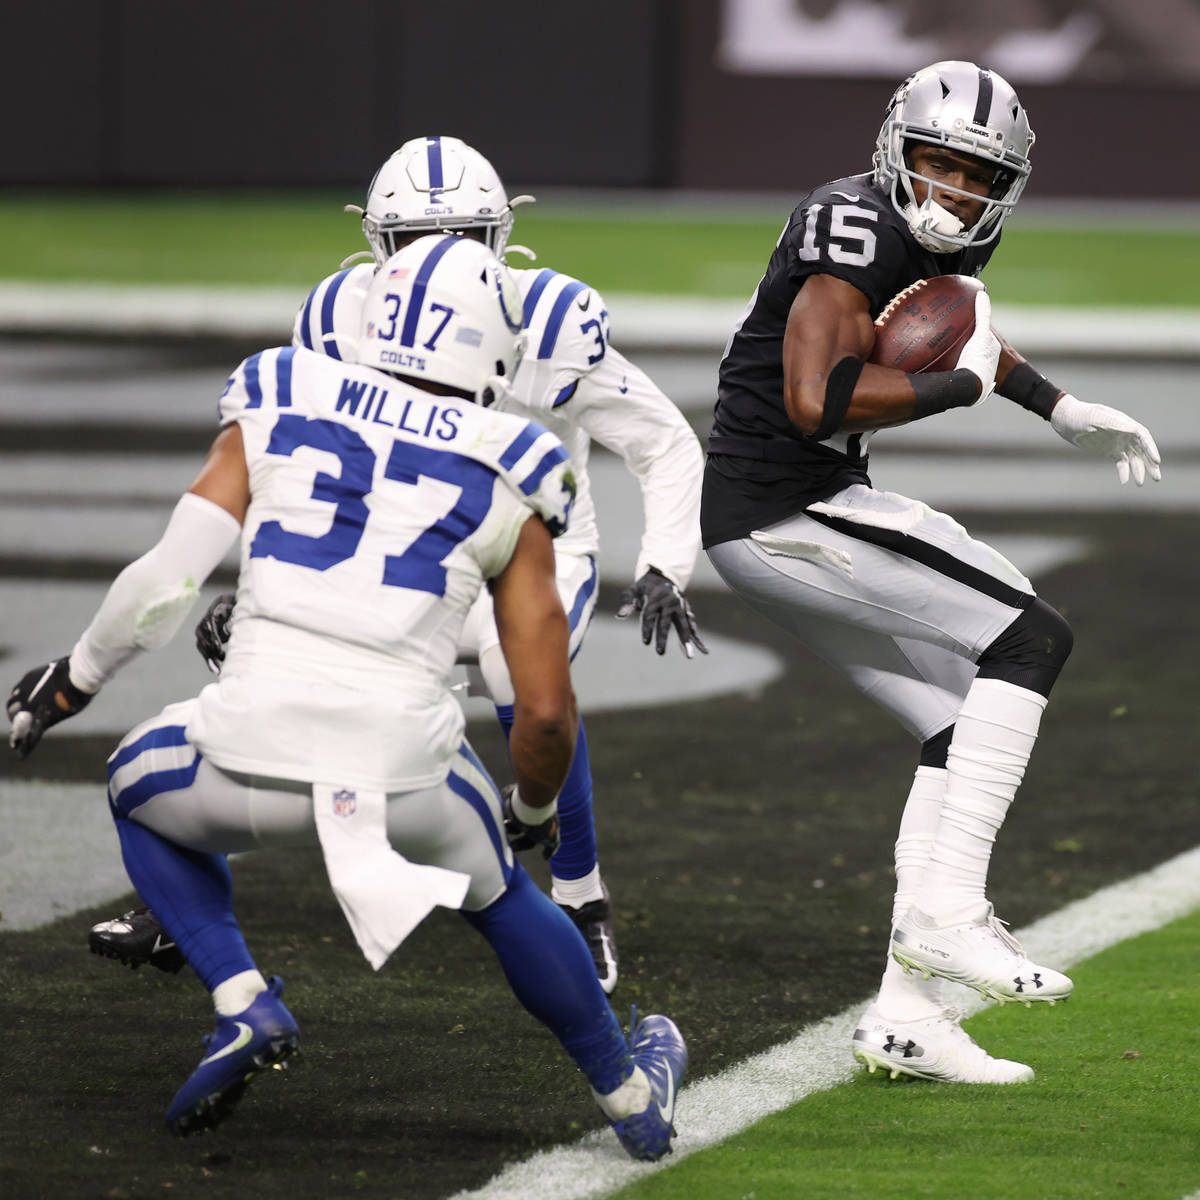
left=7, top=658, right=93, bottom=760
left=616, top=569, right=708, bottom=658
left=1050, top=394, right=1162, bottom=486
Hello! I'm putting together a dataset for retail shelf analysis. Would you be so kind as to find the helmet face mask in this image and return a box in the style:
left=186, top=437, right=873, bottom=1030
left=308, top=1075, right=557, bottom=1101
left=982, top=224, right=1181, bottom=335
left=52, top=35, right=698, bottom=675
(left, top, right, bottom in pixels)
left=362, top=136, right=516, bottom=265
left=354, top=234, right=526, bottom=406
left=872, top=61, right=1034, bottom=252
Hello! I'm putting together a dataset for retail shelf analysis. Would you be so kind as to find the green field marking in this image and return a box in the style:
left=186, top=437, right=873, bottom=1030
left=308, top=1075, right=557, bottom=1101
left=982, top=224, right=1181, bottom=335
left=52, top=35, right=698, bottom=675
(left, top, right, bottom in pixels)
left=612, top=905, right=1200, bottom=1200
left=1, top=192, right=1197, bottom=306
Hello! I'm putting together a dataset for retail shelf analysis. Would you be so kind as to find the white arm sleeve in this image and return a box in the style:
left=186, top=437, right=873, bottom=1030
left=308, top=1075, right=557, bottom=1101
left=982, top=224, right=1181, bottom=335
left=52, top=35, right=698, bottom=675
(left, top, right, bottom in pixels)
left=68, top=493, right=242, bottom=692
left=572, top=346, right=704, bottom=591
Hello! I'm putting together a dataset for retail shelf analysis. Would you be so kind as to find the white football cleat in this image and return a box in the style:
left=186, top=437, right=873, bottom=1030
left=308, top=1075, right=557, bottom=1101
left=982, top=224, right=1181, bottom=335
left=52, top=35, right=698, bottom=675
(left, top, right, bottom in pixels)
left=853, top=1004, right=1034, bottom=1084
left=890, top=903, right=1073, bottom=1005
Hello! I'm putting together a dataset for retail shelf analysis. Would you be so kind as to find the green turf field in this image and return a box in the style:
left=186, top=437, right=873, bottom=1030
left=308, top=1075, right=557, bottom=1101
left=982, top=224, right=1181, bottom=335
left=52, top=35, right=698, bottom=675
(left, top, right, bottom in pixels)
left=0, top=191, right=1197, bottom=307
left=614, top=906, right=1200, bottom=1200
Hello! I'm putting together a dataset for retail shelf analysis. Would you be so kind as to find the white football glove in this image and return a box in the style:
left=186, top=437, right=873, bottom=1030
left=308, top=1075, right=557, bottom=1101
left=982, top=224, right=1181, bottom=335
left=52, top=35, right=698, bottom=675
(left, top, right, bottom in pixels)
left=1049, top=394, right=1163, bottom=486
left=952, top=290, right=1001, bottom=405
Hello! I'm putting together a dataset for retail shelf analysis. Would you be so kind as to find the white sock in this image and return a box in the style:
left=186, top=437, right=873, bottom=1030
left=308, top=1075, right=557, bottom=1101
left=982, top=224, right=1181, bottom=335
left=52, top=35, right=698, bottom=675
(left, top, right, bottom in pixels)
left=213, top=969, right=269, bottom=1016
left=915, top=679, right=1047, bottom=925
left=592, top=1065, right=651, bottom=1120
left=551, top=865, right=605, bottom=908
left=876, top=766, right=946, bottom=1021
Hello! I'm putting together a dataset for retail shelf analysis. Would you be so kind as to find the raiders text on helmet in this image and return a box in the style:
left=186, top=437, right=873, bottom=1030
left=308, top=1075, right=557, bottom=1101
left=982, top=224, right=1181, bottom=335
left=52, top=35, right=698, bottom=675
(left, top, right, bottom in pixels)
left=354, top=234, right=526, bottom=407
left=362, top=136, right=520, bottom=264
left=873, top=61, right=1035, bottom=253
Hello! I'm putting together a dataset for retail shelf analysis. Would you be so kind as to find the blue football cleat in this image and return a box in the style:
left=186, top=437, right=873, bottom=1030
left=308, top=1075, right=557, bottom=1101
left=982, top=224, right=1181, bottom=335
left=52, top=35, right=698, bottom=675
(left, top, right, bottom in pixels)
left=166, top=976, right=300, bottom=1136
left=610, top=1009, right=688, bottom=1161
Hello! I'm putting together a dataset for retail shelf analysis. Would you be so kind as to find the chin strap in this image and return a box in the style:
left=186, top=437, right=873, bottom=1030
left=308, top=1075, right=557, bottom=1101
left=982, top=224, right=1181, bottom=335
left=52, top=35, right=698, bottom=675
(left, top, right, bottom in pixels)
left=901, top=197, right=966, bottom=253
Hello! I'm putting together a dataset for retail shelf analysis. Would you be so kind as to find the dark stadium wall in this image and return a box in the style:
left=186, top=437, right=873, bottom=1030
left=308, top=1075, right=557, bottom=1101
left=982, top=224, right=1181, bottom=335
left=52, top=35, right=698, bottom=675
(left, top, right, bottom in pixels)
left=3, top=0, right=1195, bottom=198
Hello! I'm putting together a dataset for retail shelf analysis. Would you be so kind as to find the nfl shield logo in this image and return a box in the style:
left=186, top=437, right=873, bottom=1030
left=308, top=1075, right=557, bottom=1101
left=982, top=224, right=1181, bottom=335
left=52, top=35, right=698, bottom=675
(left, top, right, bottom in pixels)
left=332, top=788, right=357, bottom=817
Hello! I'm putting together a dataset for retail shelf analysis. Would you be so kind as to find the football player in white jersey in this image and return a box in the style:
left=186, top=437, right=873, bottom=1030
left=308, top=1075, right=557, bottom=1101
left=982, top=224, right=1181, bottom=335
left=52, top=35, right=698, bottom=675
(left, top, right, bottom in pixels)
left=198, top=134, right=702, bottom=994
left=8, top=236, right=688, bottom=1157
left=90, top=136, right=706, bottom=993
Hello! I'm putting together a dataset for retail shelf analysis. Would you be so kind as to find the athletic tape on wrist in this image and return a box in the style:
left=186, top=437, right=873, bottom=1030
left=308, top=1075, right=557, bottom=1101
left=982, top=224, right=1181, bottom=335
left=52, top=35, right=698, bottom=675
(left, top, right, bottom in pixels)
left=813, top=356, right=864, bottom=442
left=910, top=369, right=981, bottom=420
left=997, top=360, right=1061, bottom=420
left=510, top=786, right=557, bottom=827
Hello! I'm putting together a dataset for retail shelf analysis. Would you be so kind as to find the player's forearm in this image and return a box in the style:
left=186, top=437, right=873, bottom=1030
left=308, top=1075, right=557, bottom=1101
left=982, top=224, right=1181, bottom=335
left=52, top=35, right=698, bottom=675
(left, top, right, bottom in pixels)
left=632, top=444, right=704, bottom=590
left=992, top=337, right=1065, bottom=420
left=69, top=494, right=240, bottom=691
left=787, top=359, right=967, bottom=435
left=509, top=695, right=578, bottom=809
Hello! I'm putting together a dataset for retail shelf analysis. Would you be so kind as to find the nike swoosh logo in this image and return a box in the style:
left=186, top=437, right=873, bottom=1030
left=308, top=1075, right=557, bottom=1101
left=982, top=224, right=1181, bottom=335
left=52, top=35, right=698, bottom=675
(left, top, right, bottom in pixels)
left=618, top=377, right=628, bottom=394
left=199, top=1021, right=254, bottom=1066
left=831, top=190, right=861, bottom=202
left=576, top=292, right=591, bottom=311
left=655, top=1062, right=677, bottom=1124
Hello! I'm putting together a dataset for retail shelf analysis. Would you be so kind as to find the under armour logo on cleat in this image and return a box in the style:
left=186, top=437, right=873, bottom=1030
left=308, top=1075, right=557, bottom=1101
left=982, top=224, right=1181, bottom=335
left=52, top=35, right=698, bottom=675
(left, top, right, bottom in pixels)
left=883, top=1035, right=919, bottom=1058
left=1013, top=973, right=1043, bottom=993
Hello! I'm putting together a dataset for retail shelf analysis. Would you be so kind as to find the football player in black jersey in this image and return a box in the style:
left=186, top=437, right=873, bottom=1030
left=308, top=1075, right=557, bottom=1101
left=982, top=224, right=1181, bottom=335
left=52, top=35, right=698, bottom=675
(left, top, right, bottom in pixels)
left=702, top=60, right=1161, bottom=1084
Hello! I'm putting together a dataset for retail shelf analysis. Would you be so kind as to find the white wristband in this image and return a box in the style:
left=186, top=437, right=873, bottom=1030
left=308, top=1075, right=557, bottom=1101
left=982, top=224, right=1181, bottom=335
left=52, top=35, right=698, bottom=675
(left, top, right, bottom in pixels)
left=509, top=785, right=558, bottom=827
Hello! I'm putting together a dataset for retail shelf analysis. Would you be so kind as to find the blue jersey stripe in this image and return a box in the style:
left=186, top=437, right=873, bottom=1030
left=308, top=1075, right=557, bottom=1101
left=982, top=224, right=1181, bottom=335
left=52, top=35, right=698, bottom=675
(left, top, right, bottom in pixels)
left=320, top=269, right=353, bottom=362
left=551, top=381, right=578, bottom=408
left=107, top=723, right=192, bottom=775
left=521, top=269, right=557, bottom=328
left=566, top=558, right=599, bottom=637
left=519, top=442, right=568, bottom=496
left=498, top=422, right=543, bottom=470
left=400, top=236, right=459, bottom=348
left=537, top=280, right=588, bottom=359
left=275, top=346, right=296, bottom=407
left=241, top=353, right=264, bottom=409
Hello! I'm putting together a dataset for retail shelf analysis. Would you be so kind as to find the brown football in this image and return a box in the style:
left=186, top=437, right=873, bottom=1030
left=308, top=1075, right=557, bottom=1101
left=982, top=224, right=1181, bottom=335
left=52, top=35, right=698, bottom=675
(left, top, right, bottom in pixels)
left=868, top=275, right=984, bottom=373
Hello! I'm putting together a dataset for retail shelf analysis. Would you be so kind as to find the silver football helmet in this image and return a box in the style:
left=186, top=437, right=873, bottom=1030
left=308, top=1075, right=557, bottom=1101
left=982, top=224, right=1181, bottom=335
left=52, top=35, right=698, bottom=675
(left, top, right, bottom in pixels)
left=873, top=61, right=1034, bottom=253
left=360, top=136, right=528, bottom=265
left=355, top=234, right=526, bottom=406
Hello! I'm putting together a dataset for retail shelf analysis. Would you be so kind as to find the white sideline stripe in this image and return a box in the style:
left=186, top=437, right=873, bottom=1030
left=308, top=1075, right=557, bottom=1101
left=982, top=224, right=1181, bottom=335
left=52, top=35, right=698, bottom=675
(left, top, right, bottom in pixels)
left=0, top=282, right=1196, bottom=357
left=452, top=845, right=1200, bottom=1200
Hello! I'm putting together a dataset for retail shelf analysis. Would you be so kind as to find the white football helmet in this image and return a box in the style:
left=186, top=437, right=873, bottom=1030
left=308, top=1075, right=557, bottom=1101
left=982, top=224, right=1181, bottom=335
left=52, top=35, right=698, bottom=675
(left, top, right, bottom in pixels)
left=873, top=61, right=1034, bottom=253
left=355, top=234, right=526, bottom=406
left=361, top=136, right=522, bottom=265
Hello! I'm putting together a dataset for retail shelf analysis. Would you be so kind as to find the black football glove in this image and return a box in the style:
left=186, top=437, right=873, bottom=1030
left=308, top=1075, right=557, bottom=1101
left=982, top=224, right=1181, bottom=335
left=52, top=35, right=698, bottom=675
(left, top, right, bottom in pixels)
left=195, top=592, right=236, bottom=673
left=501, top=784, right=560, bottom=860
left=7, top=658, right=93, bottom=760
left=616, top=568, right=708, bottom=658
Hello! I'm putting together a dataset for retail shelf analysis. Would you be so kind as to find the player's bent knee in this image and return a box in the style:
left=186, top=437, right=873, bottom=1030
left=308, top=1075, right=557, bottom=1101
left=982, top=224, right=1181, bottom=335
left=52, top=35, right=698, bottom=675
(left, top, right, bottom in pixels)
left=975, top=598, right=1074, bottom=698
left=919, top=724, right=954, bottom=769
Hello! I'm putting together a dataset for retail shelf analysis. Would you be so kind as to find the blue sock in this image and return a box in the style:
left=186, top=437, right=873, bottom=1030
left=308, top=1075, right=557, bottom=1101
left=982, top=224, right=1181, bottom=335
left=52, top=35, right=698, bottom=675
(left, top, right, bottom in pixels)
left=549, top=717, right=598, bottom=881
left=462, top=863, right=630, bottom=1094
left=114, top=815, right=256, bottom=993
left=493, top=706, right=599, bottom=884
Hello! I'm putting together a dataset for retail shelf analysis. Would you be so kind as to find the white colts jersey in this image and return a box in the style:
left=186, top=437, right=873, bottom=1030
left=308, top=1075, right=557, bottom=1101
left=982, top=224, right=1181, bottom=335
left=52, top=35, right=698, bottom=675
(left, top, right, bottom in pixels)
left=187, top=345, right=575, bottom=791
left=295, top=260, right=703, bottom=590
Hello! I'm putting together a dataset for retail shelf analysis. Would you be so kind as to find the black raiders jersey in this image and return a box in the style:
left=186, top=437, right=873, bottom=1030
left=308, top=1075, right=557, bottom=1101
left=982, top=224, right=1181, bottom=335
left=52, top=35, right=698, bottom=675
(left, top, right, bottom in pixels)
left=701, top=172, right=998, bottom=547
